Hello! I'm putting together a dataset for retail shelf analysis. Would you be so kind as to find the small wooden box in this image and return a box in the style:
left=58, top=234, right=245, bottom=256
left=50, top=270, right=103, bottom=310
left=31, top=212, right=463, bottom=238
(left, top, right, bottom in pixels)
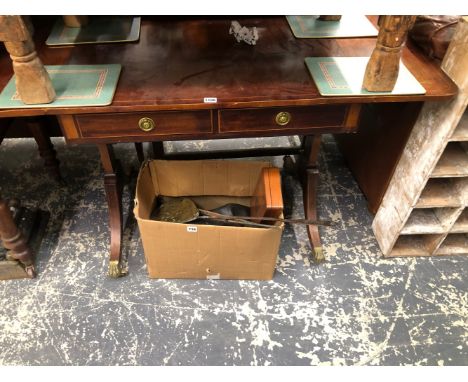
left=251, top=168, right=283, bottom=224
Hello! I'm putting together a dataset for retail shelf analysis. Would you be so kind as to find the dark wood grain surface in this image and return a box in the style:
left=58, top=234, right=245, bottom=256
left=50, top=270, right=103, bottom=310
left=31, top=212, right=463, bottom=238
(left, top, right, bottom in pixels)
left=0, top=16, right=458, bottom=118
left=335, top=102, right=424, bottom=213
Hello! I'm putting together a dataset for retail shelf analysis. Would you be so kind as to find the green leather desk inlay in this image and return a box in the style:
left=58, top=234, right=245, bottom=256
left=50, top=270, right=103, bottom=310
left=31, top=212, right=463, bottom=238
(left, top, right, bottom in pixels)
left=46, top=16, right=141, bottom=46
left=0, top=64, right=122, bottom=108
left=305, top=57, right=426, bottom=96
left=286, top=15, right=377, bottom=38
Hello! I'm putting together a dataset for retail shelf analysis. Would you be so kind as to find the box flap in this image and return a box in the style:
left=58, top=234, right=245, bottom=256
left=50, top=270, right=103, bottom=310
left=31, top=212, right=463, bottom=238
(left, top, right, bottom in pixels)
left=135, top=161, right=157, bottom=219
left=149, top=160, right=271, bottom=197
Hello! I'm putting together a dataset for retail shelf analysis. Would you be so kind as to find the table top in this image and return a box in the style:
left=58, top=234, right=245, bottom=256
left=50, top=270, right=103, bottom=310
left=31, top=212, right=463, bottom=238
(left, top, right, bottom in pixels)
left=0, top=16, right=458, bottom=118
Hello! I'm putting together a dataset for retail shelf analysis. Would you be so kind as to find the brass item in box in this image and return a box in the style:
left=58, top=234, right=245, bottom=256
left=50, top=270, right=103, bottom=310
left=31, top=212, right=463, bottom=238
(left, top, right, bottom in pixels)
left=150, top=196, right=332, bottom=227
left=151, top=197, right=199, bottom=223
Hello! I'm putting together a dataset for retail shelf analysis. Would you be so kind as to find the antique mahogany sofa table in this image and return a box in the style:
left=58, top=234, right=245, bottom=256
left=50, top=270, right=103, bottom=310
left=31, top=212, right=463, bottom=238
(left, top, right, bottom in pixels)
left=0, top=17, right=457, bottom=277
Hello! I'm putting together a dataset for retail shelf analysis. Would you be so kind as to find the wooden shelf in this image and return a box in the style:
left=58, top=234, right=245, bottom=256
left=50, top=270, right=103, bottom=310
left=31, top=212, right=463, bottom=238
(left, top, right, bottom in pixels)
left=435, top=234, right=468, bottom=255
left=389, top=234, right=444, bottom=257
left=451, top=209, right=468, bottom=233
left=416, top=178, right=463, bottom=208
left=450, top=111, right=468, bottom=141
left=401, top=208, right=459, bottom=234
left=458, top=178, right=468, bottom=205
left=432, top=142, right=468, bottom=177
left=373, top=18, right=468, bottom=259
left=401, top=209, right=444, bottom=234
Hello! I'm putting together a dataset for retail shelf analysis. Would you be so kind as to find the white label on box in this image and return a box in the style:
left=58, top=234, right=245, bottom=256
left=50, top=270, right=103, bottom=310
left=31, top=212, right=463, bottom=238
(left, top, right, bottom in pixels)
left=203, top=97, right=217, bottom=103
left=187, top=226, right=198, bottom=233
left=207, top=273, right=220, bottom=280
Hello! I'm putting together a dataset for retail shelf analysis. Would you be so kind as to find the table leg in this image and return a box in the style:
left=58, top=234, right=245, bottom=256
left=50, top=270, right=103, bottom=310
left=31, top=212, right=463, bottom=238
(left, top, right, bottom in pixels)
left=98, top=144, right=125, bottom=278
left=363, top=16, right=416, bottom=92
left=298, top=135, right=325, bottom=263
left=134, top=143, right=145, bottom=164
left=1, top=16, right=56, bottom=104
left=152, top=141, right=165, bottom=159
left=0, top=196, right=35, bottom=278
left=27, top=118, right=62, bottom=181
left=0, top=123, right=7, bottom=146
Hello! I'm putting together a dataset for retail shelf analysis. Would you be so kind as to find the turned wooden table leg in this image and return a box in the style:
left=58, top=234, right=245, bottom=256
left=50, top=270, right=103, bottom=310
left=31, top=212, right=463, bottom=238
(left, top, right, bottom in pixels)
left=0, top=196, right=35, bottom=278
left=299, top=135, right=325, bottom=264
left=27, top=118, right=62, bottom=181
left=363, top=15, right=416, bottom=92
left=98, top=144, right=125, bottom=278
left=0, top=16, right=56, bottom=104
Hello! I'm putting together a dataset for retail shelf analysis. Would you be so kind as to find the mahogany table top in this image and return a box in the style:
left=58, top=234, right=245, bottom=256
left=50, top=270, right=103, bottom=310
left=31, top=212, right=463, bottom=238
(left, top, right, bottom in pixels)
left=0, top=16, right=458, bottom=118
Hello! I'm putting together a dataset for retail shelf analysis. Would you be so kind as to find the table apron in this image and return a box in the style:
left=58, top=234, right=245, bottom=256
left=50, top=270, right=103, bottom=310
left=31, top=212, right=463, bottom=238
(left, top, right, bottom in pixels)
left=58, top=104, right=361, bottom=144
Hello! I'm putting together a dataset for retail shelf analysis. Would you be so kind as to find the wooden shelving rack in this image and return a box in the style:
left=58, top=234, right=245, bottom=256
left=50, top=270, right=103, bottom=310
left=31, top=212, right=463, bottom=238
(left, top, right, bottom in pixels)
left=373, top=17, right=468, bottom=257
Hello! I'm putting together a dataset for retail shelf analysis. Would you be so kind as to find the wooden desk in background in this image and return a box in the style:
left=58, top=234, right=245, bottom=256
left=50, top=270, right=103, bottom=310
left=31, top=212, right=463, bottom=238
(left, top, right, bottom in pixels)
left=0, top=16, right=457, bottom=277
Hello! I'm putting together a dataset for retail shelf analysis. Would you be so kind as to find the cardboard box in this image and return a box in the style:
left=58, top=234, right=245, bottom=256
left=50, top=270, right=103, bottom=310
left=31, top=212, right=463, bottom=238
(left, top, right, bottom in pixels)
left=134, top=160, right=284, bottom=280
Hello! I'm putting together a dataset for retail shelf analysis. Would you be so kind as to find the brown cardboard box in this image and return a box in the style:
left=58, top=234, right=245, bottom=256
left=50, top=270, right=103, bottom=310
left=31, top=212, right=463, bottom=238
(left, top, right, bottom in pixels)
left=134, top=160, right=284, bottom=280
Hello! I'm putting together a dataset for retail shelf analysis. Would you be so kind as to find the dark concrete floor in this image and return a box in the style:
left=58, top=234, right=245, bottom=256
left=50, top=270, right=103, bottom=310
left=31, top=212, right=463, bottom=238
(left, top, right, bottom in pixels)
left=0, top=135, right=467, bottom=365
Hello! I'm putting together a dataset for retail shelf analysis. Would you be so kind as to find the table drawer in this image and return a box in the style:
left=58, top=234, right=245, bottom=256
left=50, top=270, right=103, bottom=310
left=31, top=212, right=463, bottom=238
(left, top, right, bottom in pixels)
left=218, top=105, right=355, bottom=134
left=67, top=110, right=213, bottom=141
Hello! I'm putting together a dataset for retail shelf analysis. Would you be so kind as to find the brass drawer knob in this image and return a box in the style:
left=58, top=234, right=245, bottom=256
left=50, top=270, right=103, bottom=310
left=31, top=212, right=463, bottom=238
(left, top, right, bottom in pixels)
left=138, top=117, right=155, bottom=132
left=275, top=111, right=291, bottom=126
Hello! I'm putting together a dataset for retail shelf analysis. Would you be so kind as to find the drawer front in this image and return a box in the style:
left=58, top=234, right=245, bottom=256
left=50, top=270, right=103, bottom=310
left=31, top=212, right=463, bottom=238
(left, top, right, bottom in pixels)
left=71, top=110, right=212, bottom=140
left=218, top=105, right=353, bottom=134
